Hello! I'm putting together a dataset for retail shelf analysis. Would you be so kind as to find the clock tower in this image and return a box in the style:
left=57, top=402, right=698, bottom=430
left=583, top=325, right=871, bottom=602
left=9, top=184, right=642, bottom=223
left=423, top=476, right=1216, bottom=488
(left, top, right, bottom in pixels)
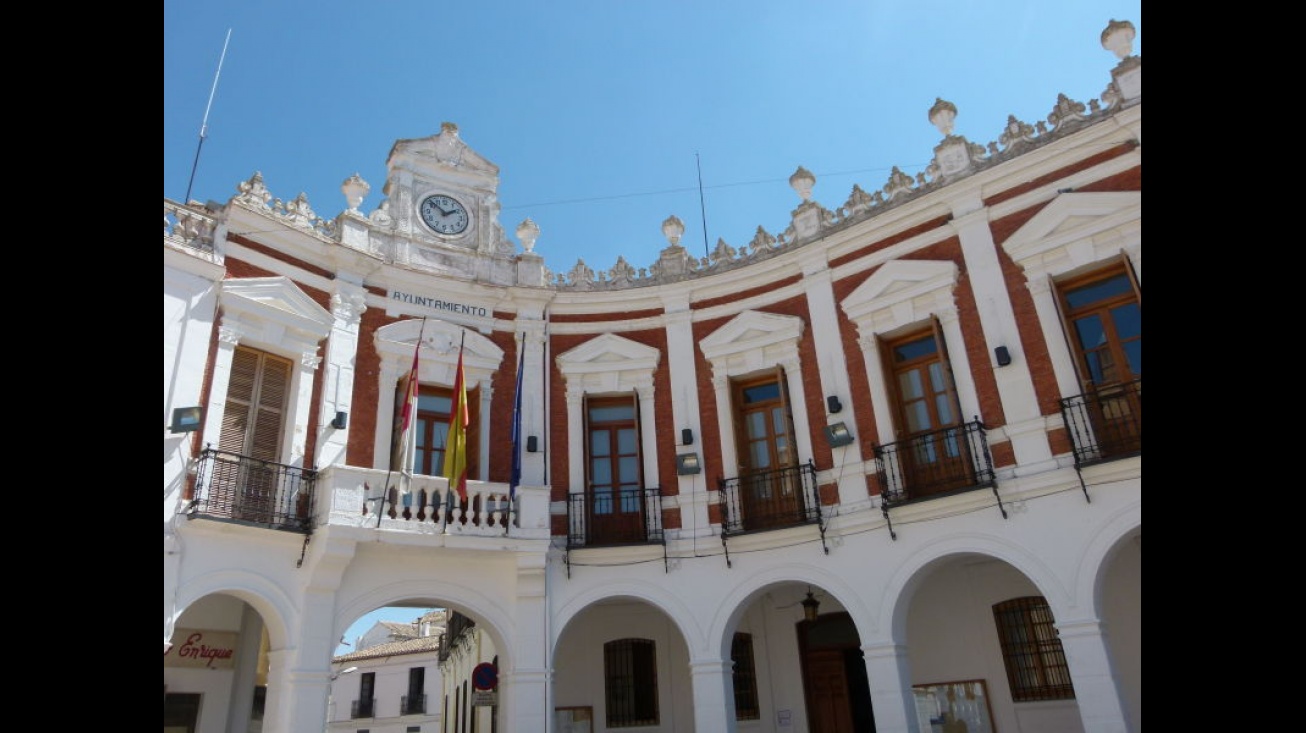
left=382, top=122, right=513, bottom=260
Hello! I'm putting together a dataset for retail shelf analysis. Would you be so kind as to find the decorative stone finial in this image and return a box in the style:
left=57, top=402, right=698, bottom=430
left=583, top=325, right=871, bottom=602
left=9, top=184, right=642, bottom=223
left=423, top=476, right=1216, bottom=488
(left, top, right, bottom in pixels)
left=929, top=98, right=958, bottom=137
left=440, top=121, right=460, bottom=137
left=789, top=167, right=816, bottom=201
left=516, top=218, right=540, bottom=253
left=1101, top=20, right=1136, bottom=60
left=662, top=215, right=685, bottom=246
left=341, top=173, right=370, bottom=212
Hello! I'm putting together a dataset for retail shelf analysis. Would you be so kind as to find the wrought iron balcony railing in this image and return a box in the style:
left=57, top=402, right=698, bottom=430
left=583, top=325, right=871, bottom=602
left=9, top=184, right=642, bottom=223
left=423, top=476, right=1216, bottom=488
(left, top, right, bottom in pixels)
left=566, top=488, right=665, bottom=549
left=717, top=460, right=821, bottom=536
left=439, top=611, right=476, bottom=662
left=1059, top=378, right=1141, bottom=468
left=873, top=419, right=995, bottom=508
left=188, top=446, right=316, bottom=533
left=351, top=698, right=375, bottom=719
left=401, top=693, right=427, bottom=715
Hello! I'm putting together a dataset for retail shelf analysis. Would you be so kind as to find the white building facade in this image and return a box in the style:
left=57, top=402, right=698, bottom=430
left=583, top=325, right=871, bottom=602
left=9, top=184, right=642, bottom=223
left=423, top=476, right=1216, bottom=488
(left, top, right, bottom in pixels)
left=163, top=20, right=1141, bottom=733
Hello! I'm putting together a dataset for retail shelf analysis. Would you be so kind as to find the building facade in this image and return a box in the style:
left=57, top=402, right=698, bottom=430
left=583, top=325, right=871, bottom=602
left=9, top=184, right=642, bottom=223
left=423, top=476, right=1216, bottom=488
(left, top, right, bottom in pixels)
left=163, top=19, right=1141, bottom=733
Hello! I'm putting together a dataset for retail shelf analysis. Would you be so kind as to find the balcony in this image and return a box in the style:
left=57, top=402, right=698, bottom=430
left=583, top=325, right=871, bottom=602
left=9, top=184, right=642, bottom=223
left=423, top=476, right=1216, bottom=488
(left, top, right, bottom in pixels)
left=188, top=446, right=316, bottom=533
left=1059, top=378, right=1141, bottom=468
left=566, top=488, right=665, bottom=549
left=873, top=419, right=995, bottom=508
left=439, top=611, right=476, bottom=662
left=351, top=697, right=375, bottom=719
left=401, top=693, right=427, bottom=715
left=717, top=461, right=821, bottom=536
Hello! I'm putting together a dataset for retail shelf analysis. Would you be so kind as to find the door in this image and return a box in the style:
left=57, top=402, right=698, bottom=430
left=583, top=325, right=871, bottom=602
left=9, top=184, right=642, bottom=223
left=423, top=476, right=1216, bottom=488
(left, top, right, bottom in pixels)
left=733, top=368, right=803, bottom=530
left=586, top=395, right=646, bottom=544
left=799, top=612, right=875, bottom=733
left=884, top=324, right=971, bottom=497
left=1059, top=264, right=1141, bottom=457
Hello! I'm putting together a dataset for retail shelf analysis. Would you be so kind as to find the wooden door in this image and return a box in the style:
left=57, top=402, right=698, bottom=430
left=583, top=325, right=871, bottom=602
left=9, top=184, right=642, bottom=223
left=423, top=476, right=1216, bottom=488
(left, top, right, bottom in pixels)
left=733, top=368, right=803, bottom=529
left=586, top=395, right=646, bottom=544
left=884, top=324, right=971, bottom=497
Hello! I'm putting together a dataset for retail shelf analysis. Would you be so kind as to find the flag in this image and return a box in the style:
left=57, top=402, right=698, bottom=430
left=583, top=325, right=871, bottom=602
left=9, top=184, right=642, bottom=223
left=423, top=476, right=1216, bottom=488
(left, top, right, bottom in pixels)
left=442, top=341, right=469, bottom=502
left=389, top=329, right=422, bottom=484
left=509, top=344, right=525, bottom=502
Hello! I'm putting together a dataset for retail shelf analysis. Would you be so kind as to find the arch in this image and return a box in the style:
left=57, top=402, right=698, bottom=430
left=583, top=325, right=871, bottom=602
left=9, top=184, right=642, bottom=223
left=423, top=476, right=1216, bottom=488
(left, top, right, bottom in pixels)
left=172, top=570, right=295, bottom=651
left=552, top=577, right=705, bottom=656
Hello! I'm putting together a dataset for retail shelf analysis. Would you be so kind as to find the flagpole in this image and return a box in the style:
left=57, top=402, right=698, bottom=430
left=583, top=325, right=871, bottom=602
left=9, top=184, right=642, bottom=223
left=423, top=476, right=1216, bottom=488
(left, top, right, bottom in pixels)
left=441, top=331, right=468, bottom=531
left=378, top=318, right=426, bottom=527
left=507, top=333, right=525, bottom=536
left=184, top=28, right=232, bottom=204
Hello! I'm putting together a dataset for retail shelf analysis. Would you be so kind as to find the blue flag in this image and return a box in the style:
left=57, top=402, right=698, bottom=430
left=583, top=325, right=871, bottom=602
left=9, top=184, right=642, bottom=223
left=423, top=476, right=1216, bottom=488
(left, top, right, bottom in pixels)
left=509, top=345, right=525, bottom=500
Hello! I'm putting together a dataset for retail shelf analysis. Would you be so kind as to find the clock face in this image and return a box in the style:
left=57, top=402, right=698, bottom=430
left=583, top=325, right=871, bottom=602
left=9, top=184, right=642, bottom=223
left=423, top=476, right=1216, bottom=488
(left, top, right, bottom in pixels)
left=419, top=194, right=470, bottom=235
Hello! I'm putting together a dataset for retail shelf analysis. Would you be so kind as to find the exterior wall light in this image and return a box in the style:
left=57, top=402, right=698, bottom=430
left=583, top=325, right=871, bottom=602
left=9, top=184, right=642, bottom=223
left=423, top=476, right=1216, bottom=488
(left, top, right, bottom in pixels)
left=824, top=422, right=854, bottom=448
left=676, top=453, right=701, bottom=475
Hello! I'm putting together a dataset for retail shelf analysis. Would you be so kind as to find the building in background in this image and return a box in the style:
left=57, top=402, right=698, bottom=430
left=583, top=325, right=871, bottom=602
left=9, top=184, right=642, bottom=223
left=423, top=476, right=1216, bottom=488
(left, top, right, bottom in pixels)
left=328, top=611, right=446, bottom=733
left=164, top=19, right=1140, bottom=733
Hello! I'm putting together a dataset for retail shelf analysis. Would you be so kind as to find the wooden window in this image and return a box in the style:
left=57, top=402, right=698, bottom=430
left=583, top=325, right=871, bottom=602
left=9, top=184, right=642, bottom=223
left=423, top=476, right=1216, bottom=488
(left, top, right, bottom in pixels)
left=401, top=384, right=480, bottom=480
left=731, top=632, right=760, bottom=720
left=1056, top=262, right=1141, bottom=389
left=584, top=394, right=645, bottom=544
left=881, top=322, right=971, bottom=496
left=992, top=596, right=1075, bottom=702
left=731, top=368, right=803, bottom=529
left=604, top=638, right=659, bottom=727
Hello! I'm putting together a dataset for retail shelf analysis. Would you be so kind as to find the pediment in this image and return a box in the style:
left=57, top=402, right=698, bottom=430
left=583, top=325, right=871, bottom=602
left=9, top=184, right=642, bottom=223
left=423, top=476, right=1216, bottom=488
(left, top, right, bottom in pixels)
left=386, top=126, right=500, bottom=181
left=220, top=276, right=333, bottom=338
left=701, top=310, right=804, bottom=360
left=841, top=260, right=958, bottom=322
left=556, top=333, right=660, bottom=374
left=375, top=318, right=504, bottom=378
left=1003, top=191, right=1141, bottom=266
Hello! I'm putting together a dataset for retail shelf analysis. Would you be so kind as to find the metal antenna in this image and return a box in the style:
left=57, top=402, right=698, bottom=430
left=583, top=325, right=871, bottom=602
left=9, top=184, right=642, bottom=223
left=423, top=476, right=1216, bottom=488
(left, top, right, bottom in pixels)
left=696, top=152, right=710, bottom=261
left=184, top=28, right=232, bottom=204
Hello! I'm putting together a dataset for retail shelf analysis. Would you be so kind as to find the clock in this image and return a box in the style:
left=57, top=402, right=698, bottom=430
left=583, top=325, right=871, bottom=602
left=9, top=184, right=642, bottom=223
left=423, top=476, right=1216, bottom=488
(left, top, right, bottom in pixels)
left=419, top=194, right=470, bottom=235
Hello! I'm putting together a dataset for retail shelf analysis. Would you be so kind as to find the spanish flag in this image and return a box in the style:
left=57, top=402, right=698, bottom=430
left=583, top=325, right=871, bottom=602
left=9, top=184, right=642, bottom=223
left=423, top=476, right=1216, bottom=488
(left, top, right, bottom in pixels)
left=443, top=341, right=469, bottom=502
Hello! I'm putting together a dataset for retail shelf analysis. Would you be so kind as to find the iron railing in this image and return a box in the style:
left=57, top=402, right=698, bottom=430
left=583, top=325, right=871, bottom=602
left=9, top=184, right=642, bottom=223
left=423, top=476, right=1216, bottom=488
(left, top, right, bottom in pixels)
left=717, top=461, right=820, bottom=536
left=873, top=419, right=995, bottom=507
left=188, top=446, right=316, bottom=533
left=567, top=488, right=665, bottom=549
left=401, top=693, right=427, bottom=715
left=1059, top=378, right=1141, bottom=467
left=350, top=698, right=375, bottom=719
left=439, top=611, right=476, bottom=662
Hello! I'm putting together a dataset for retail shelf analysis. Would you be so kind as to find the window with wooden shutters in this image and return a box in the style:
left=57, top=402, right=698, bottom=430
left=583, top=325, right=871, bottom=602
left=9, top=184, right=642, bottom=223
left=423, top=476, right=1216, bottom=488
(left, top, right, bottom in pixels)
left=219, top=346, right=291, bottom=461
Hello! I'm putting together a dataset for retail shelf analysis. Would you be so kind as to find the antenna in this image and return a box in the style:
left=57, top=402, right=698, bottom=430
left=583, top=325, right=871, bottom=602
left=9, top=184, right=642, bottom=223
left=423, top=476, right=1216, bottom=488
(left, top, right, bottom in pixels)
left=696, top=152, right=710, bottom=261
left=184, top=28, right=233, bottom=204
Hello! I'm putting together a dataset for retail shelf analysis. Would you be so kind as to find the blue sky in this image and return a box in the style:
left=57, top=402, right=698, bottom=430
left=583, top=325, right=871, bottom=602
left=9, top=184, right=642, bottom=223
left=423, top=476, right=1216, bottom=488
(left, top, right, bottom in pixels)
left=164, top=1, right=1141, bottom=280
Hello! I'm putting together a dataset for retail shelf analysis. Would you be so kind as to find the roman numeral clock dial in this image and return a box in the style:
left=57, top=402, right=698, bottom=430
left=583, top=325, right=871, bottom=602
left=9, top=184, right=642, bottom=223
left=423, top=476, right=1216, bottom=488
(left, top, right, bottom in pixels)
left=419, top=194, right=470, bottom=235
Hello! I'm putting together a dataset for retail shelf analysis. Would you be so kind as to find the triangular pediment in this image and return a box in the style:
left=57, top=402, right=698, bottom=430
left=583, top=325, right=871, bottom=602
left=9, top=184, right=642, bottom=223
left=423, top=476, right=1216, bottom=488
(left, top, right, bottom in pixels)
left=1004, top=191, right=1141, bottom=264
left=841, top=260, right=957, bottom=321
left=701, top=310, right=804, bottom=360
left=220, top=276, right=333, bottom=337
left=386, top=124, right=500, bottom=182
left=375, top=318, right=503, bottom=376
left=556, top=333, right=660, bottom=374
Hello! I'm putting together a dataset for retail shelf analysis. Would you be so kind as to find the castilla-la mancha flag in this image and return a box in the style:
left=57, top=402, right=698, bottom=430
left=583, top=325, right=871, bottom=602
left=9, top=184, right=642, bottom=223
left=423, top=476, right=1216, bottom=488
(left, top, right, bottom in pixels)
left=442, top=343, right=469, bottom=502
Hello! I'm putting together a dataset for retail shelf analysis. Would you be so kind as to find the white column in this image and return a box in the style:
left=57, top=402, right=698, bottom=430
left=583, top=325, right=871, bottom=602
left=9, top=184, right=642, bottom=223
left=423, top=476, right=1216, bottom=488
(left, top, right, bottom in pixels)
left=506, top=555, right=551, bottom=732
left=689, top=656, right=736, bottom=733
left=862, top=641, right=922, bottom=733
left=661, top=300, right=710, bottom=532
left=317, top=286, right=367, bottom=469
left=801, top=266, right=867, bottom=506
left=1058, top=618, right=1132, bottom=733
left=951, top=205, right=1057, bottom=472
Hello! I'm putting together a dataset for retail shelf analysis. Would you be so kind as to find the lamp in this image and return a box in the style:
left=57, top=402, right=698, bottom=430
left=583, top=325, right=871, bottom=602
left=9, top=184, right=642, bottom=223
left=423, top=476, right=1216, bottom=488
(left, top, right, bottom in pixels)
left=676, top=453, right=701, bottom=475
left=824, top=422, right=854, bottom=448
left=526, top=436, right=538, bottom=453
left=826, top=395, right=843, bottom=414
left=801, top=588, right=820, bottom=622
left=330, top=410, right=348, bottom=429
left=169, top=406, right=202, bottom=434
left=994, top=346, right=1012, bottom=367
left=681, top=428, right=694, bottom=445
left=330, top=665, right=358, bottom=681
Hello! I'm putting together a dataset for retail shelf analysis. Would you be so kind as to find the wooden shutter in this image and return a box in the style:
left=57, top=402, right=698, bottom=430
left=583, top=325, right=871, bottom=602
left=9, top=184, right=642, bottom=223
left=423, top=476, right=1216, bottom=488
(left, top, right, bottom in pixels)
left=929, top=315, right=964, bottom=427
left=219, top=346, right=290, bottom=460
left=774, top=364, right=798, bottom=467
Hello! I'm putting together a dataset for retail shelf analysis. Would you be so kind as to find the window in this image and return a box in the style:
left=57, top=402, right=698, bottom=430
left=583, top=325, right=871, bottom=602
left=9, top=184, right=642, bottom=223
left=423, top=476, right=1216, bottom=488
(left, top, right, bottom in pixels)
left=216, top=346, right=292, bottom=520
left=731, top=368, right=803, bottom=529
left=881, top=322, right=971, bottom=496
left=585, top=394, right=645, bottom=544
left=605, top=638, right=659, bottom=727
left=731, top=632, right=760, bottom=720
left=355, top=672, right=376, bottom=718
left=397, top=384, right=480, bottom=480
left=1056, top=263, right=1141, bottom=458
left=404, top=667, right=425, bottom=715
left=992, top=596, right=1075, bottom=702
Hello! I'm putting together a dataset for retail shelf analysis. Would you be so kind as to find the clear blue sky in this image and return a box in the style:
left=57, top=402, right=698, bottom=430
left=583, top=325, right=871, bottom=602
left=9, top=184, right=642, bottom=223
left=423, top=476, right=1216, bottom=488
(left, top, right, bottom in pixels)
left=164, top=1, right=1140, bottom=279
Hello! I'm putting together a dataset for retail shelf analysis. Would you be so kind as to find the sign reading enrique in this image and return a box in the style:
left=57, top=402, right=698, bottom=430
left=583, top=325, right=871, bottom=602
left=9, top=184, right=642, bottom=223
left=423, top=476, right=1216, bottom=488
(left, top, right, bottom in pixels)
left=164, top=629, right=238, bottom=669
